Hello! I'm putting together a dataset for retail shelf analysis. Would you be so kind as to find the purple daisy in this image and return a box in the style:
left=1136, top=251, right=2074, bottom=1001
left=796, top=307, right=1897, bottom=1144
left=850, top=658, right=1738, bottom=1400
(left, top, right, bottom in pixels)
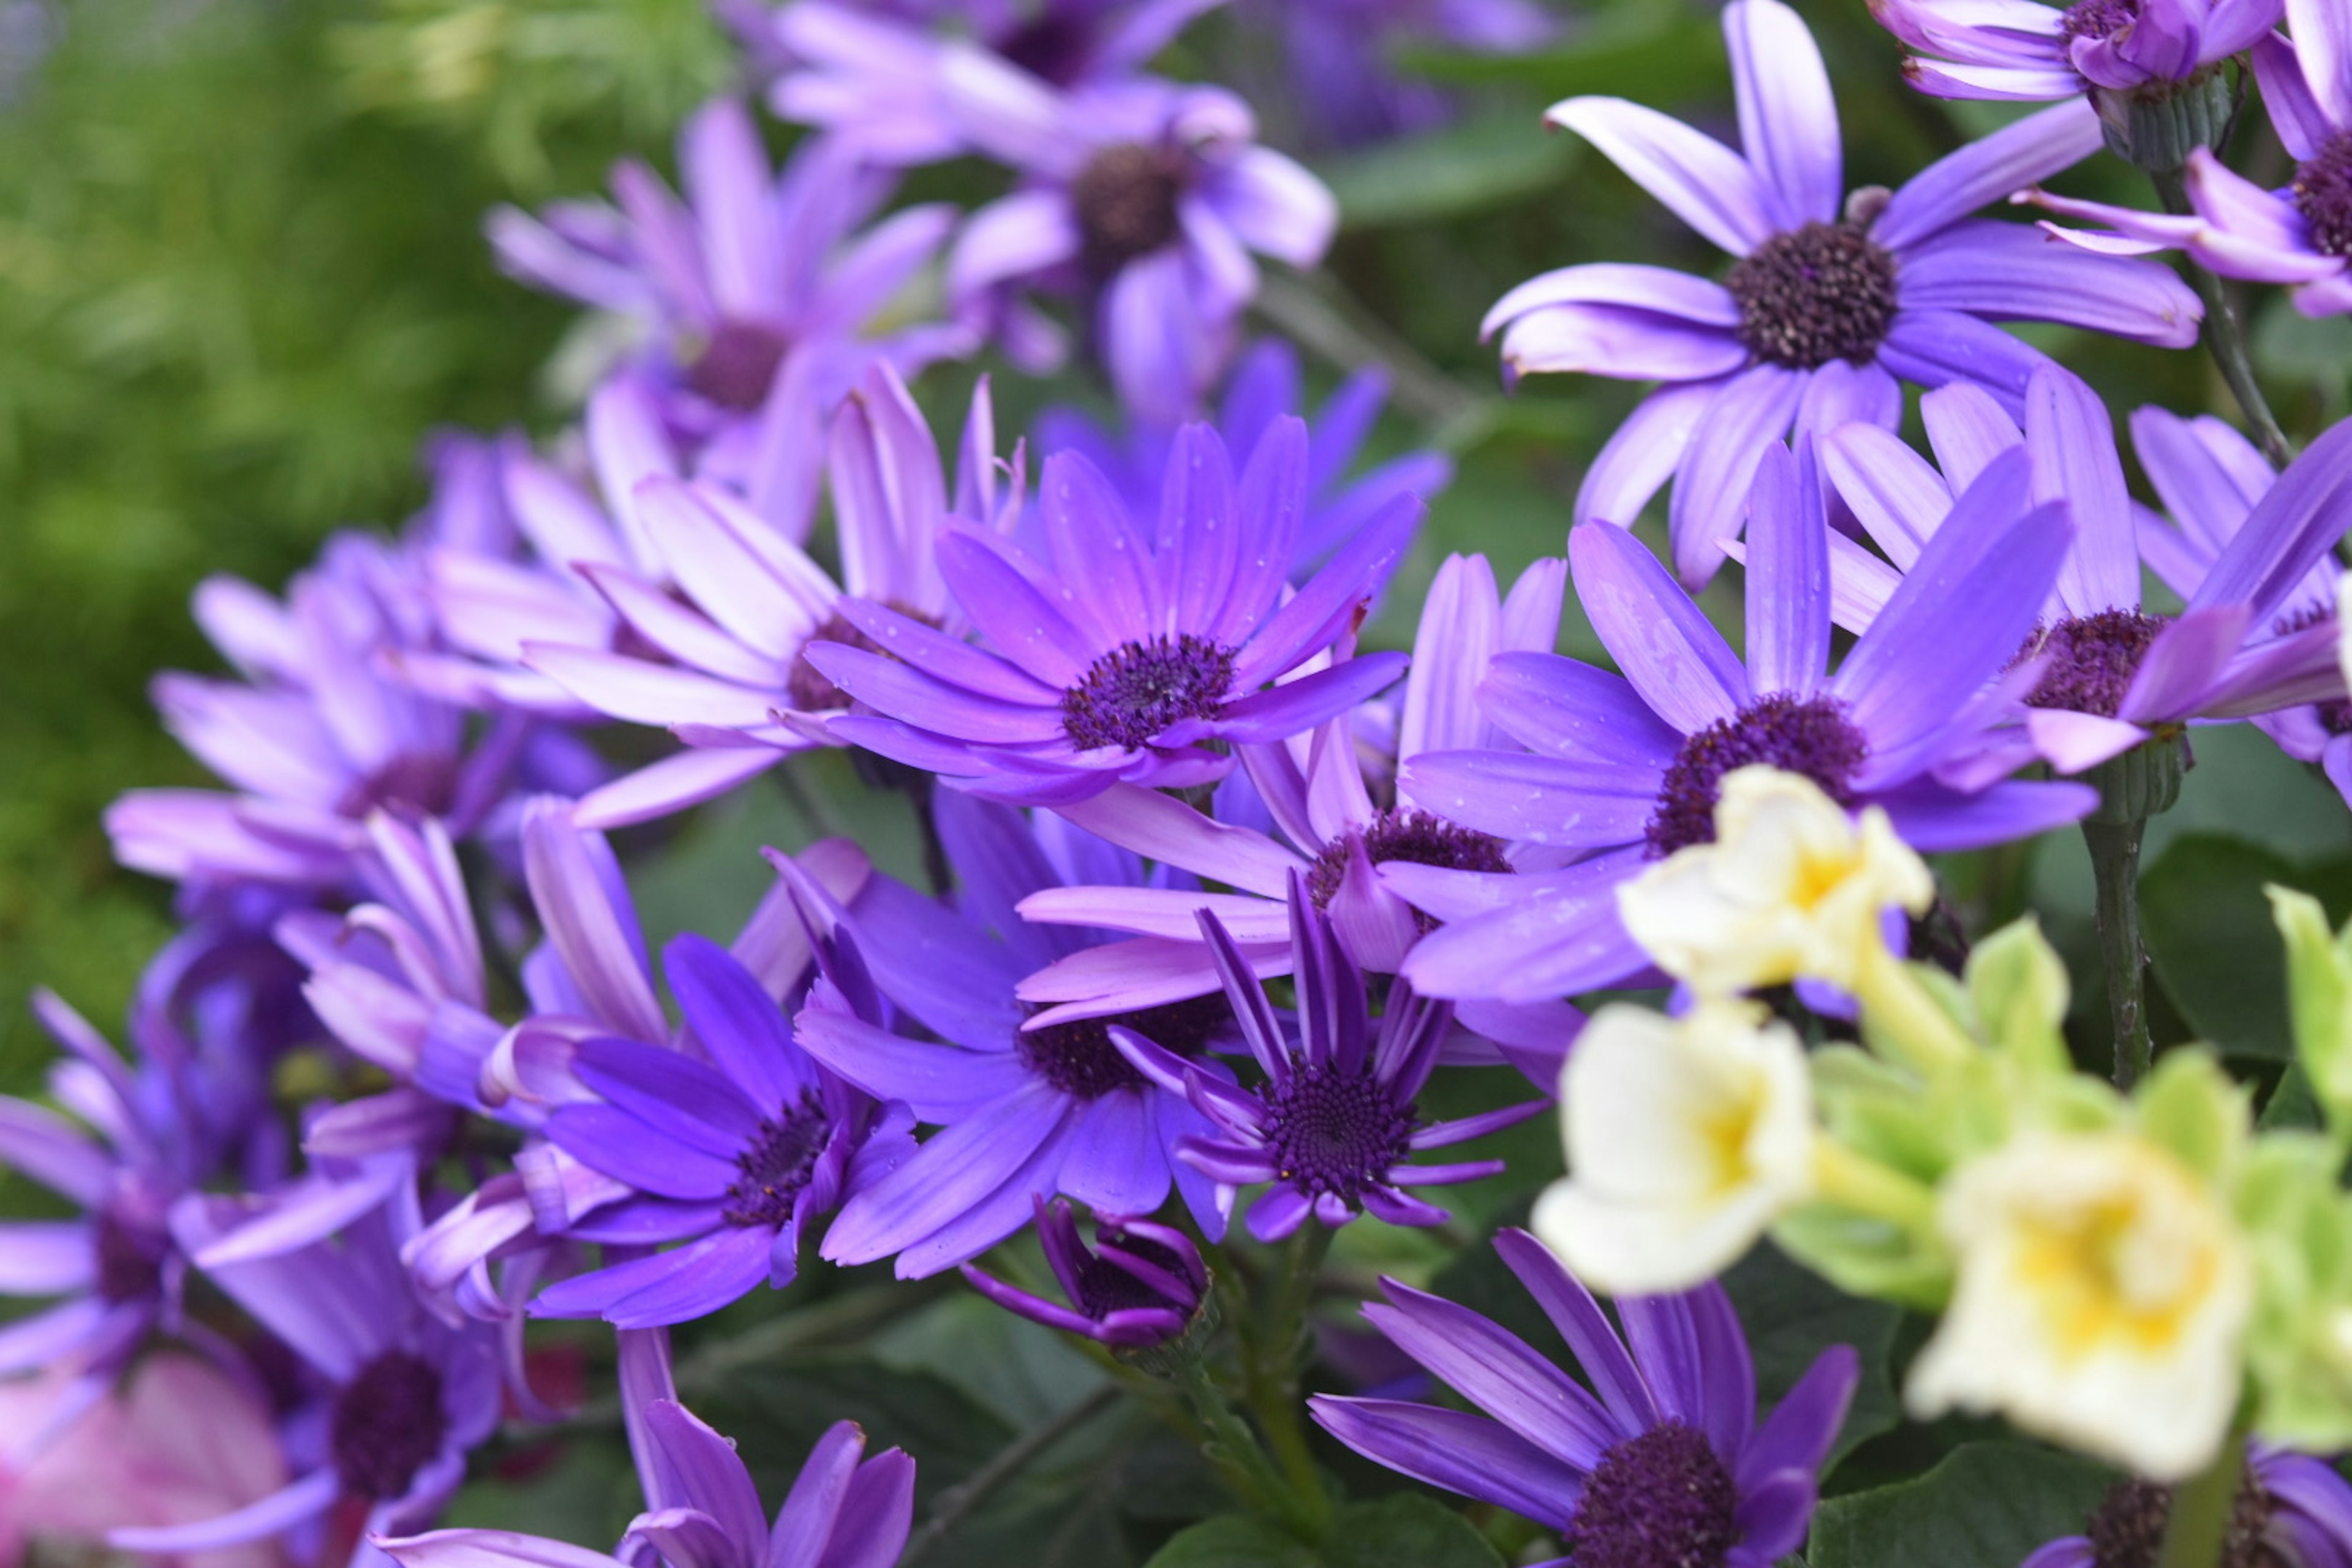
left=111, top=1194, right=503, bottom=1566
left=960, top=1196, right=1207, bottom=1346
left=519, top=364, right=1023, bottom=827
left=379, top=1325, right=914, bottom=1568
left=1396, top=444, right=2096, bottom=1006
left=488, top=98, right=964, bottom=459
left=938, top=56, right=1336, bottom=421
left=1820, top=366, right=2352, bottom=776
left=2030, top=8, right=2352, bottom=315
left=1244, top=0, right=1556, bottom=148
left=1033, top=336, right=1453, bottom=569
left=1872, top=0, right=2280, bottom=104
left=1482, top=0, right=2200, bottom=587
left=1113, top=876, right=1545, bottom=1240
left=2133, top=404, right=2352, bottom=802
left=805, top=418, right=1417, bottom=805
left=2023, top=1442, right=2352, bottom=1567
left=1311, top=1229, right=1860, bottom=1568
left=793, top=790, right=1237, bottom=1275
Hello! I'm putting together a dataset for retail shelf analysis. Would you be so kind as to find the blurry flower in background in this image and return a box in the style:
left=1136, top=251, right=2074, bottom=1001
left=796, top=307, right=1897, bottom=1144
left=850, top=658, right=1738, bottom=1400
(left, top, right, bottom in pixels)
left=1245, top=0, right=1555, bottom=148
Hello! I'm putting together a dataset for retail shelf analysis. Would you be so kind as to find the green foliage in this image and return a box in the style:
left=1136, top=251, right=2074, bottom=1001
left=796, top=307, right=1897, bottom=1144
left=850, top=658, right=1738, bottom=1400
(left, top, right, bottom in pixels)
left=2143, top=835, right=2352, bottom=1060
left=1143, top=1497, right=1502, bottom=1568
left=1807, top=1442, right=2117, bottom=1568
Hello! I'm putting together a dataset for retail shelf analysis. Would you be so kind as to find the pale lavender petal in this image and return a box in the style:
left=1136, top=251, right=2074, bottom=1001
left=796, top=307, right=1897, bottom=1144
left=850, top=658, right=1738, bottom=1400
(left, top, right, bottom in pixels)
left=1727, top=0, right=1841, bottom=227
left=1670, top=362, right=1805, bottom=586
left=1569, top=521, right=1749, bottom=731
left=1575, top=379, right=1728, bottom=529
left=1307, top=1398, right=1582, bottom=1529
left=1744, top=442, right=1830, bottom=695
left=1544, top=97, right=1777, bottom=256
left=2027, top=365, right=2139, bottom=616
left=1871, top=97, right=2104, bottom=251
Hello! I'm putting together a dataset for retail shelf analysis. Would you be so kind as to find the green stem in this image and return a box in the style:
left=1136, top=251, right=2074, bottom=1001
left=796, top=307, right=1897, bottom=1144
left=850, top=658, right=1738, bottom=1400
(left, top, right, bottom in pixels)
left=2151, top=169, right=2295, bottom=469
left=1175, top=1358, right=1324, bottom=1540
left=2155, top=1419, right=2251, bottom=1568
left=1246, top=1224, right=1335, bottom=1530
left=2084, top=815, right=2154, bottom=1091
left=899, top=1386, right=1123, bottom=1565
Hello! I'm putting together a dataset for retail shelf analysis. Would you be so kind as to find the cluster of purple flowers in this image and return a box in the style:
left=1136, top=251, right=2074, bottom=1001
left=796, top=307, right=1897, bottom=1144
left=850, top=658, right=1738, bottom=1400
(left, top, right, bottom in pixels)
left=17, top=0, right=2352, bottom=1562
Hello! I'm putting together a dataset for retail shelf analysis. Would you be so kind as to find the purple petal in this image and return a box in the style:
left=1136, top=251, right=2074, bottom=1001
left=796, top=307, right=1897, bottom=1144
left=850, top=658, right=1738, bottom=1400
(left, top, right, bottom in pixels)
left=1877, top=308, right=2051, bottom=412
left=1726, top=0, right=1841, bottom=227
left=1057, top=1092, right=1172, bottom=1215
left=1575, top=379, right=1728, bottom=529
left=1308, top=1397, right=1583, bottom=1529
left=1670, top=362, right=1806, bottom=587
left=546, top=1104, right=740, bottom=1199
left=1569, top=521, right=1749, bottom=732
left=820, top=1081, right=1076, bottom=1275
left=111, top=1468, right=341, bottom=1555
left=1473, top=651, right=1686, bottom=768
left=2185, top=413, right=2352, bottom=623
left=1493, top=1229, right=1662, bottom=1434
left=2024, top=365, right=2140, bottom=616
left=1365, top=1284, right=1619, bottom=1468
left=573, top=1034, right=764, bottom=1155
left=1498, top=303, right=1750, bottom=382
left=1871, top=98, right=2103, bottom=251
left=666, top=933, right=815, bottom=1110
left=0, top=1099, right=110, bottom=1206
left=1744, top=442, right=1830, bottom=695
left=1544, top=97, right=1777, bottom=256
left=1740, top=1344, right=1860, bottom=1488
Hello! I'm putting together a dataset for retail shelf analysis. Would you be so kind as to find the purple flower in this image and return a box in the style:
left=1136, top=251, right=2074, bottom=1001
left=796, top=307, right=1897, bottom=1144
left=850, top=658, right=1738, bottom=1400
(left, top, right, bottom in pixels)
left=1035, top=336, right=1454, bottom=568
left=1009, top=552, right=1586, bottom=1082
left=2030, top=7, right=2352, bottom=316
left=1245, top=0, right=1556, bottom=148
left=519, top=364, right=1023, bottom=827
left=2022, top=1442, right=2352, bottom=1567
left=940, top=58, right=1336, bottom=421
left=1821, top=366, right=2352, bottom=775
left=1396, top=445, right=2097, bottom=1006
left=807, top=419, right=1417, bottom=805
left=960, top=1197, right=1207, bottom=1346
left=1311, top=1229, right=1859, bottom=1568
left=795, top=792, right=1237, bottom=1275
left=1873, top=0, right=2280, bottom=103
left=2133, top=404, right=2352, bottom=801
left=1114, top=877, right=1545, bottom=1240
left=378, top=1327, right=913, bottom=1568
left=1482, top=0, right=2201, bottom=587
left=488, top=99, right=965, bottom=447
left=766, top=0, right=1222, bottom=165
left=111, top=1196, right=502, bottom=1565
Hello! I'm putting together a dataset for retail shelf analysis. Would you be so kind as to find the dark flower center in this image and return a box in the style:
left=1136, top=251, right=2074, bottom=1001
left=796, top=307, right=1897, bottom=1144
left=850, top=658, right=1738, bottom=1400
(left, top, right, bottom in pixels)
left=2060, top=0, right=2139, bottom=44
left=1568, top=1422, right=1741, bottom=1568
left=999, top=12, right=1093, bottom=86
left=1071, top=143, right=1186, bottom=279
left=687, top=319, right=791, bottom=412
left=788, top=603, right=942, bottom=713
left=1019, top=993, right=1231, bottom=1100
left=1061, top=633, right=1237, bottom=753
left=331, top=1351, right=448, bottom=1500
left=723, top=1090, right=834, bottom=1228
left=1646, top=692, right=1869, bottom=858
left=1261, top=1062, right=1415, bottom=1204
left=1072, top=1232, right=1193, bottom=1317
left=336, top=751, right=459, bottom=821
left=2294, top=132, right=2352, bottom=260
left=1726, top=221, right=1901, bottom=370
left=93, top=1208, right=164, bottom=1304
left=2086, top=1473, right=2285, bottom=1568
left=2270, top=603, right=2352, bottom=734
left=1307, top=809, right=1514, bottom=930
left=2021, top=609, right=2166, bottom=717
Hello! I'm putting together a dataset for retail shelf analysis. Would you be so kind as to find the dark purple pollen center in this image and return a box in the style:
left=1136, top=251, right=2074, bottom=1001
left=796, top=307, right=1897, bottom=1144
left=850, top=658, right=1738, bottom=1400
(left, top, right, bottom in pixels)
left=1726, top=221, right=1900, bottom=370
left=2086, top=1474, right=2284, bottom=1568
left=1061, top=633, right=1237, bottom=752
left=2022, top=609, right=2166, bottom=718
left=1073, top=1233, right=1191, bottom=1317
left=93, top=1208, right=164, bottom=1303
left=1569, top=1421, right=1741, bottom=1568
left=1645, top=692, right=1868, bottom=858
left=1071, top=143, right=1186, bottom=278
left=336, top=750, right=459, bottom=821
left=687, top=318, right=791, bottom=412
left=723, top=1090, right=833, bottom=1229
left=1307, top=810, right=1512, bottom=930
left=1261, top=1063, right=1414, bottom=1204
left=331, top=1351, right=447, bottom=1500
left=2060, top=0, right=2139, bottom=43
left=788, top=602, right=943, bottom=713
left=2293, top=133, right=2352, bottom=259
left=1019, top=993, right=1231, bottom=1101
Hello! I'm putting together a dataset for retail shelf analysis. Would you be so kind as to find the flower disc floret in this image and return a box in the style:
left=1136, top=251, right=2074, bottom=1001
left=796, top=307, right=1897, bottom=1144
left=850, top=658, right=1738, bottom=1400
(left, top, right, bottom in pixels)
left=1071, top=143, right=1188, bottom=279
left=2059, top=0, right=2141, bottom=46
left=1307, top=809, right=1513, bottom=917
left=332, top=1351, right=449, bottom=1500
left=2293, top=135, right=2352, bottom=261
left=1018, top=994, right=1231, bottom=1101
left=1060, top=633, right=1240, bottom=753
left=2086, top=1473, right=2282, bottom=1568
left=686, top=320, right=791, bottom=412
left=93, top=1208, right=164, bottom=1304
left=1725, top=221, right=1901, bottom=370
left=1646, top=694, right=1869, bottom=858
left=2024, top=609, right=2167, bottom=717
left=723, top=1091, right=834, bottom=1229
left=1570, top=1422, right=1743, bottom=1568
left=1262, top=1061, right=1417, bottom=1205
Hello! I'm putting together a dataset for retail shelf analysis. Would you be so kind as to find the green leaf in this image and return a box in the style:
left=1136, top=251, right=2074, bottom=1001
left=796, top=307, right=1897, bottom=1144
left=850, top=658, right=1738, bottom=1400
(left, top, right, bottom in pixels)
left=1401, top=9, right=1728, bottom=104
left=686, top=1355, right=1016, bottom=1509
left=2143, top=835, right=2312, bottom=1058
left=1721, top=1244, right=1904, bottom=1471
left=1324, top=1496, right=1504, bottom=1568
left=1806, top=1442, right=2114, bottom=1568
left=1316, top=111, right=1578, bottom=230
left=1142, top=1515, right=1317, bottom=1568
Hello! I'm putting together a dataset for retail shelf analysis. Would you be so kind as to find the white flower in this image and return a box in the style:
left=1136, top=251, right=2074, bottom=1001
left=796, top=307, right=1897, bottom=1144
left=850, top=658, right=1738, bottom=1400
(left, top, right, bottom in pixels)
left=1906, top=1131, right=2252, bottom=1481
left=1530, top=999, right=1815, bottom=1294
left=1617, top=766, right=1934, bottom=1000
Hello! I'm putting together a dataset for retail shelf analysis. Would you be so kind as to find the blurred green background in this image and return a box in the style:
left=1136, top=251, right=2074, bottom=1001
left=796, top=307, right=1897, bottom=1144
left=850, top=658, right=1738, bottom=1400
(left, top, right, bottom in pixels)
left=3, top=0, right=2345, bottom=1092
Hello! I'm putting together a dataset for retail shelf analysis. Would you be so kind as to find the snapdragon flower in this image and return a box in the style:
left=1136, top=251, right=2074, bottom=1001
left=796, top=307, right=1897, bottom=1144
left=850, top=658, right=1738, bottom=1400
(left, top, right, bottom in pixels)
left=1484, top=0, right=2199, bottom=586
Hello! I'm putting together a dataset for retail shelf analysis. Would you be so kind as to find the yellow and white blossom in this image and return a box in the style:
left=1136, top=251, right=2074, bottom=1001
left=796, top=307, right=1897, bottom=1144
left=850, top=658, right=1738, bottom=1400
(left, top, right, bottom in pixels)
left=1905, top=1131, right=2253, bottom=1481
left=1616, top=766, right=1933, bottom=1000
left=1531, top=998, right=1815, bottom=1294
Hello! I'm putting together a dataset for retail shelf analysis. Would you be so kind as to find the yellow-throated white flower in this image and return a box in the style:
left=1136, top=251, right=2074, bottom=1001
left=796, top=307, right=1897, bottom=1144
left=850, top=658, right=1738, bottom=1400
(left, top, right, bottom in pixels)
left=1905, top=1131, right=2252, bottom=1481
left=1531, top=999, right=1814, bottom=1294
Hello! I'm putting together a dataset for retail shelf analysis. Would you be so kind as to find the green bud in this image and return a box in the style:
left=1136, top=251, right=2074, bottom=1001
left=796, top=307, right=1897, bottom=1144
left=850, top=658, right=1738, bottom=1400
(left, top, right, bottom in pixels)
left=2267, top=886, right=2352, bottom=1143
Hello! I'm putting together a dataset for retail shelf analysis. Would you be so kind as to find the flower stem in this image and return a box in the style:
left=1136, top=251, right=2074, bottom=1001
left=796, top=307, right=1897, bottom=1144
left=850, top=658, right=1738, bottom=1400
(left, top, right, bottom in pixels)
left=1245, top=1224, right=1336, bottom=1532
left=2150, top=169, right=2295, bottom=469
left=2084, top=815, right=2154, bottom=1091
left=1852, top=943, right=1976, bottom=1076
left=1175, top=1358, right=1325, bottom=1540
left=1811, top=1137, right=1937, bottom=1232
left=2155, top=1419, right=2250, bottom=1568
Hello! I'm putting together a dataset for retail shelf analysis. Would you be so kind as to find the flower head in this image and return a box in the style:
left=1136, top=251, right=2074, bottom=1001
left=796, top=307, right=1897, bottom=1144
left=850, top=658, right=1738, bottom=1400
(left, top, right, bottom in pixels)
left=1115, top=876, right=1545, bottom=1240
left=1246, top=0, right=1555, bottom=147
left=809, top=418, right=1418, bottom=804
left=1906, top=1129, right=2254, bottom=1480
left=960, top=1197, right=1207, bottom=1346
left=1484, top=0, right=2199, bottom=585
left=1531, top=1000, right=1817, bottom=1295
left=1873, top=0, right=2280, bottom=104
left=1312, top=1229, right=1858, bottom=1568
left=2023, top=1441, right=2352, bottom=1568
